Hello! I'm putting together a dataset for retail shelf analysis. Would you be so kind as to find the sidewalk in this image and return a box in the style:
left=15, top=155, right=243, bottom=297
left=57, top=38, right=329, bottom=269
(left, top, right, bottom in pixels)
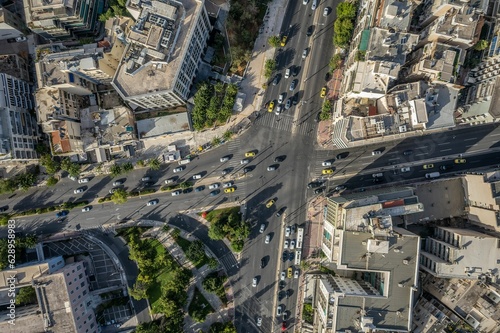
left=145, top=227, right=234, bottom=332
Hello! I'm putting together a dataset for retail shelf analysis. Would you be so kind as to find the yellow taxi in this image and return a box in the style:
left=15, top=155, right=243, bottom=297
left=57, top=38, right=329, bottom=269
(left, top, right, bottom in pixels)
left=423, top=164, right=434, bottom=169
left=320, top=87, right=327, bottom=98
left=268, top=101, right=274, bottom=112
left=322, top=168, right=334, bottom=175
left=266, top=199, right=275, bottom=208
left=287, top=267, right=293, bottom=278
left=245, top=151, right=256, bottom=157
left=280, top=35, right=288, bottom=47
left=454, top=158, right=466, bottom=164
left=224, top=187, right=235, bottom=193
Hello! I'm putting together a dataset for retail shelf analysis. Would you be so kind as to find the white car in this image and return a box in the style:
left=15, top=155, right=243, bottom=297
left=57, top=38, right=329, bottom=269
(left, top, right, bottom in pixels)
left=109, top=188, right=116, bottom=194
left=173, top=166, right=184, bottom=173
left=401, top=167, right=411, bottom=173
left=220, top=156, right=230, bottom=162
left=285, top=68, right=291, bottom=78
left=284, top=240, right=289, bottom=249
left=322, top=161, right=332, bottom=166
left=147, top=199, right=159, bottom=206
left=141, top=176, right=151, bottom=182
left=82, top=206, right=91, bottom=212
left=302, top=0, right=308, bottom=4
left=278, top=93, right=285, bottom=104
left=259, top=224, right=266, bottom=233
left=16, top=36, right=27, bottom=42
left=311, top=0, right=317, bottom=10
left=241, top=159, right=250, bottom=164
left=208, top=183, right=219, bottom=189
left=113, top=180, right=123, bottom=186
left=285, top=226, right=291, bottom=237
left=265, top=234, right=271, bottom=244
left=223, top=181, right=234, bottom=188
left=257, top=317, right=262, bottom=327
left=277, top=305, right=283, bottom=316
left=290, top=240, right=296, bottom=250
left=323, top=7, right=329, bottom=16
left=302, top=48, right=308, bottom=59
left=78, top=178, right=89, bottom=184
left=280, top=271, right=286, bottom=281
left=252, top=277, right=258, bottom=287
left=294, top=269, right=299, bottom=279
left=164, top=178, right=175, bottom=184
left=171, top=190, right=181, bottom=196
left=74, top=188, right=84, bottom=194
left=192, top=174, right=202, bottom=180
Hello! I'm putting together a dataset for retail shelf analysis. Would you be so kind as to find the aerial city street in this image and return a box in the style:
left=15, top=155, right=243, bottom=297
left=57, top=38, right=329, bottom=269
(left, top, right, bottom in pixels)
left=0, top=0, right=500, bottom=333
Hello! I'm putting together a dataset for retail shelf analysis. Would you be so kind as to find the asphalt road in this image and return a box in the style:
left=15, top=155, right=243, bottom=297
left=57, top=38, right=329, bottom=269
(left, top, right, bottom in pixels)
left=4, top=2, right=500, bottom=333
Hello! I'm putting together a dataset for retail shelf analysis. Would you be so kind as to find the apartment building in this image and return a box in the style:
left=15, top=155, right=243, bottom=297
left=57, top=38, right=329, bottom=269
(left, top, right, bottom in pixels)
left=112, top=0, right=211, bottom=110
left=313, top=188, right=422, bottom=332
left=420, top=226, right=500, bottom=280
left=0, top=54, right=39, bottom=161
left=0, top=257, right=98, bottom=333
left=0, top=6, right=25, bottom=40
left=23, top=0, right=104, bottom=40
left=35, top=44, right=136, bottom=158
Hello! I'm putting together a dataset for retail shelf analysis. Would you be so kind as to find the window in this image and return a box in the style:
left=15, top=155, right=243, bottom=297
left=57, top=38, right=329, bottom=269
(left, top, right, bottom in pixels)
left=83, top=290, right=87, bottom=296
left=77, top=265, right=81, bottom=270
left=78, top=295, right=81, bottom=299
left=69, top=282, right=72, bottom=285
left=70, top=290, right=74, bottom=294
left=79, top=273, right=83, bottom=279
left=81, top=282, right=85, bottom=287
left=90, top=323, right=95, bottom=329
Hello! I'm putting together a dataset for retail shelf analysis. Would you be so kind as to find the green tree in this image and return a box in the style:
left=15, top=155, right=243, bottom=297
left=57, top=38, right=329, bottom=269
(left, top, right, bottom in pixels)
left=111, top=188, right=128, bottom=204
left=17, top=173, right=37, bottom=191
left=35, top=143, right=50, bottom=155
left=223, top=130, right=232, bottom=141
left=40, top=154, right=59, bottom=174
left=211, top=136, right=221, bottom=146
left=329, top=53, right=343, bottom=72
left=267, top=35, right=280, bottom=48
left=0, top=215, right=10, bottom=226
left=0, top=178, right=17, bottom=194
left=129, top=281, right=148, bottom=300
left=156, top=297, right=181, bottom=318
left=148, top=159, right=161, bottom=171
left=179, top=181, right=192, bottom=189
left=170, top=228, right=181, bottom=240
left=46, top=176, right=58, bottom=186
left=264, top=59, right=276, bottom=79
left=67, top=163, right=81, bottom=178
left=136, top=160, right=145, bottom=167
left=334, top=18, right=354, bottom=48
left=110, top=164, right=122, bottom=177
left=60, top=158, right=72, bottom=172
left=208, top=222, right=226, bottom=240
left=15, top=287, right=36, bottom=305
left=474, top=39, right=489, bottom=51
left=122, top=162, right=134, bottom=172
left=336, top=2, right=357, bottom=20
left=185, top=240, right=205, bottom=264
left=207, top=257, right=219, bottom=269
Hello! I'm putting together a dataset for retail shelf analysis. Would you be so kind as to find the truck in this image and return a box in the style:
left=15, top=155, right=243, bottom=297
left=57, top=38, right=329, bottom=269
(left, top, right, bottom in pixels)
left=178, top=157, right=191, bottom=165
left=425, top=172, right=440, bottom=179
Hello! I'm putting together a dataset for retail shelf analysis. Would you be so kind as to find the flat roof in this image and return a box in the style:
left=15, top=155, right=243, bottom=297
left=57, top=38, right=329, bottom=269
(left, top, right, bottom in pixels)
left=379, top=0, right=412, bottom=32
left=136, top=112, right=190, bottom=138
left=112, top=0, right=201, bottom=98
left=336, top=229, right=419, bottom=331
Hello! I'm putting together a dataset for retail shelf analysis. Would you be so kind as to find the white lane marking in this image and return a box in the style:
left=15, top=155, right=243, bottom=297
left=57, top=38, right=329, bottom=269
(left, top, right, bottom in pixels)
left=414, top=153, right=427, bottom=157
left=86, top=218, right=95, bottom=220
left=464, top=137, right=477, bottom=141
left=437, top=143, right=449, bottom=146
left=441, top=149, right=452, bottom=152
left=491, top=133, right=500, bottom=137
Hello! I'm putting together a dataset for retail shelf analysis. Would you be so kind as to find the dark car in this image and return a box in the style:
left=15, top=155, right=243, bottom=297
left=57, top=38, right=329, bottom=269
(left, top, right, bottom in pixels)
left=282, top=251, right=288, bottom=262
left=289, top=80, right=296, bottom=91
left=276, top=207, right=286, bottom=217
left=283, top=311, right=289, bottom=321
left=272, top=75, right=279, bottom=86
left=440, top=165, right=453, bottom=171
left=288, top=252, right=294, bottom=261
left=315, top=112, right=321, bottom=122
left=210, top=189, right=220, bottom=196
left=278, top=290, right=285, bottom=301
left=274, top=155, right=286, bottom=163
left=403, top=149, right=413, bottom=156
left=6, top=38, right=16, bottom=43
left=243, top=167, right=252, bottom=173
left=286, top=289, right=292, bottom=298
left=373, top=178, right=383, bottom=183
left=261, top=258, right=266, bottom=268
left=336, top=152, right=349, bottom=160
left=293, top=66, right=300, bottom=77
left=307, top=182, right=321, bottom=189
left=195, top=186, right=205, bottom=192
left=56, top=210, right=68, bottom=218
left=292, top=93, right=298, bottom=105
left=314, top=188, right=324, bottom=194
left=183, top=187, right=193, bottom=193
left=0, top=207, right=7, bottom=213
left=282, top=321, right=287, bottom=331
left=306, top=25, right=314, bottom=37
left=279, top=280, right=286, bottom=290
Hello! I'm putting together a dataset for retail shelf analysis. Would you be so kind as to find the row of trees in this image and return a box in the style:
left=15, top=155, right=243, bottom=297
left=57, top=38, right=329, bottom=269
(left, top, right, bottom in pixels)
left=264, top=59, right=276, bottom=80
left=0, top=236, right=37, bottom=270
left=192, top=82, right=238, bottom=130
left=126, top=229, right=191, bottom=332
left=333, top=2, right=358, bottom=49
left=206, top=207, right=250, bottom=252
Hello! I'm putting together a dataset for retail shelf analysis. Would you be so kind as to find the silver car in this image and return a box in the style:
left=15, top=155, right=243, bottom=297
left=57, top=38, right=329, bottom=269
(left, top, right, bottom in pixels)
left=241, top=159, right=250, bottom=164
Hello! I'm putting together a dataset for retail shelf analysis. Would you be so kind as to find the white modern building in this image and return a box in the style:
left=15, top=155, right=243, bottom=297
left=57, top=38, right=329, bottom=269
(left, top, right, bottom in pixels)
left=0, top=55, right=39, bottom=161
left=112, top=0, right=212, bottom=110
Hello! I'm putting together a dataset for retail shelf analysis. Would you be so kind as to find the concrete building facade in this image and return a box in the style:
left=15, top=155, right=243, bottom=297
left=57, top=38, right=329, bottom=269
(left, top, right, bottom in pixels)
left=0, top=6, right=25, bottom=40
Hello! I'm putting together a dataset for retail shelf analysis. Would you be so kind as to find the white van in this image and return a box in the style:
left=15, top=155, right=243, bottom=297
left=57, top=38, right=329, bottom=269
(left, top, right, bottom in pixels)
left=372, top=173, right=383, bottom=178
left=425, top=172, right=440, bottom=179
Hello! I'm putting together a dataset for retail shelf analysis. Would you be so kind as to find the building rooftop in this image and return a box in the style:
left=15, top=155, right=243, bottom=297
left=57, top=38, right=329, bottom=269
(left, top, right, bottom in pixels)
left=136, top=112, right=190, bottom=138
left=112, top=0, right=201, bottom=98
left=0, top=55, right=30, bottom=82
left=378, top=0, right=412, bottom=32
left=336, top=228, right=420, bottom=332
left=419, top=42, right=460, bottom=83
left=26, top=0, right=77, bottom=23
left=433, top=7, right=480, bottom=44
left=367, top=28, right=418, bottom=65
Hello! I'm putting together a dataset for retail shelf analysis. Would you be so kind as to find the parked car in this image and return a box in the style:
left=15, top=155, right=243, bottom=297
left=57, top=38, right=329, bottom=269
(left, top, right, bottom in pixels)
left=302, top=48, right=308, bottom=59
left=294, top=269, right=299, bottom=279
left=284, top=240, right=289, bottom=249
left=147, top=199, right=159, bottom=206
left=223, top=181, right=234, bottom=188
left=423, top=164, right=434, bottom=169
left=192, top=174, right=202, bottom=180
left=322, top=160, right=332, bottom=166
left=257, top=317, right=262, bottom=327
left=278, top=93, right=285, bottom=104
left=113, top=180, right=124, bottom=186
left=454, top=158, right=467, bottom=164
left=173, top=166, right=184, bottom=173
left=82, top=206, right=91, bottom=212
left=267, top=165, right=277, bottom=171
left=285, top=99, right=291, bottom=109
left=224, top=187, right=235, bottom=193
left=276, top=207, right=286, bottom=217
left=241, top=159, right=250, bottom=164
left=289, top=80, right=296, bottom=91
left=280, top=271, right=286, bottom=281
left=165, top=178, right=176, bottom=184
left=208, top=183, right=219, bottom=189
left=290, top=240, right=296, bottom=250
left=220, top=156, right=230, bottom=162
left=306, top=25, right=313, bottom=36
left=285, top=68, right=291, bottom=78
left=401, top=167, right=411, bottom=173
left=74, top=188, right=84, bottom=194
left=16, top=36, right=27, bottom=42
left=171, top=190, right=181, bottom=196
left=56, top=210, right=68, bottom=218
left=323, top=7, right=329, bottom=16
left=287, top=267, right=293, bottom=278
left=277, top=305, right=283, bottom=316
left=274, top=155, right=286, bottom=162
left=195, top=186, right=205, bottom=192
left=266, top=199, right=275, bottom=208
left=322, top=168, right=333, bottom=175
left=210, top=189, right=220, bottom=196
left=141, top=176, right=151, bottom=181
left=285, top=226, right=291, bottom=237
left=252, top=277, right=258, bottom=287
left=265, top=234, right=271, bottom=244
left=245, top=151, right=256, bottom=157
left=78, top=178, right=89, bottom=183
